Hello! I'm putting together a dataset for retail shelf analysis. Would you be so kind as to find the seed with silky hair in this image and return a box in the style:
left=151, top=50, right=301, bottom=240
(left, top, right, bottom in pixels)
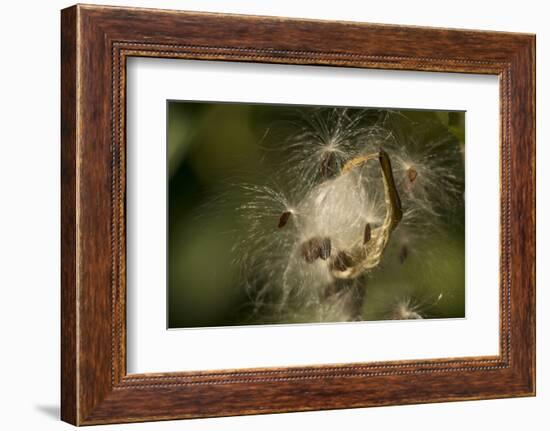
left=407, top=167, right=418, bottom=183
left=278, top=211, right=292, bottom=228
left=363, top=223, right=372, bottom=244
left=300, top=237, right=331, bottom=263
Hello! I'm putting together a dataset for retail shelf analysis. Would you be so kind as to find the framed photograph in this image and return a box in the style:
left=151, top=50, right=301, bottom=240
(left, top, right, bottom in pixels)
left=61, top=4, right=535, bottom=425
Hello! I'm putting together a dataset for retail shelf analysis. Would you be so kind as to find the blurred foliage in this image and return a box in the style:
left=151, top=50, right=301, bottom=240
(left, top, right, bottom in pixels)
left=168, top=102, right=465, bottom=328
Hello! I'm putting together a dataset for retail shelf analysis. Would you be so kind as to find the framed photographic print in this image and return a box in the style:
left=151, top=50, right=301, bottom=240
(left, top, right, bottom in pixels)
left=61, top=4, right=535, bottom=425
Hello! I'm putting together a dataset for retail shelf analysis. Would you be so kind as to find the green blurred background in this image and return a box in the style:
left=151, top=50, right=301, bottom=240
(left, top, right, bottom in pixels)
left=167, top=101, right=465, bottom=328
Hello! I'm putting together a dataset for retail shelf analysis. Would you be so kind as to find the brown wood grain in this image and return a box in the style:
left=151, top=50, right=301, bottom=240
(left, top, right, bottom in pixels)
left=61, top=4, right=535, bottom=425
left=60, top=5, right=78, bottom=425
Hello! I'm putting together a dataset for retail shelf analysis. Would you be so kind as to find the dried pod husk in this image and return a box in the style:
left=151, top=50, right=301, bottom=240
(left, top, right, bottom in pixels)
left=326, top=149, right=402, bottom=280
left=391, top=298, right=423, bottom=320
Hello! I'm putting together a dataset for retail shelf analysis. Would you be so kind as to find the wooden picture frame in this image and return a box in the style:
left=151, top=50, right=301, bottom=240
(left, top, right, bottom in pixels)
left=61, top=4, right=535, bottom=425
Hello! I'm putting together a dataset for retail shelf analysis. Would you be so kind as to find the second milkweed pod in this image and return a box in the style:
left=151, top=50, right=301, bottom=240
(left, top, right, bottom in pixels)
left=389, top=293, right=444, bottom=320
left=278, top=211, right=292, bottom=228
left=391, top=297, right=423, bottom=320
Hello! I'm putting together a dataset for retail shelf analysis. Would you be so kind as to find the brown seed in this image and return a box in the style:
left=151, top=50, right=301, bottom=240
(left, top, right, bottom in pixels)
left=399, top=245, right=408, bottom=264
left=318, top=237, right=331, bottom=260
left=407, top=167, right=418, bottom=183
left=300, top=237, right=331, bottom=263
left=363, top=223, right=371, bottom=244
left=320, top=151, right=336, bottom=178
left=300, top=240, right=318, bottom=263
left=331, top=250, right=354, bottom=272
left=278, top=211, right=292, bottom=228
